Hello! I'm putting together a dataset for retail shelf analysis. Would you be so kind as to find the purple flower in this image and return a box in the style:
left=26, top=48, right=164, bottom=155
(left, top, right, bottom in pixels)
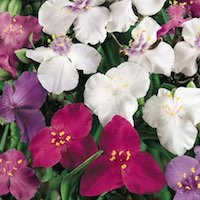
left=179, top=0, right=200, bottom=17
left=165, top=155, right=200, bottom=199
left=0, top=72, right=47, bottom=142
left=0, top=12, right=42, bottom=77
left=0, top=149, right=40, bottom=200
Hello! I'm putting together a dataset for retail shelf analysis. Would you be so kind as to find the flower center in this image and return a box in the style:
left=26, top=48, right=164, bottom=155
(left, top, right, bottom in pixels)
left=109, top=150, right=131, bottom=170
left=51, top=131, right=71, bottom=147
left=65, top=0, right=91, bottom=13
left=0, top=158, right=23, bottom=177
left=49, top=35, right=72, bottom=56
left=177, top=167, right=200, bottom=192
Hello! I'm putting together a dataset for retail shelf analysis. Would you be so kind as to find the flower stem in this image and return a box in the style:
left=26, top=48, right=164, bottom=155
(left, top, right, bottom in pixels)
left=0, top=124, right=10, bottom=152
left=110, top=33, right=124, bottom=48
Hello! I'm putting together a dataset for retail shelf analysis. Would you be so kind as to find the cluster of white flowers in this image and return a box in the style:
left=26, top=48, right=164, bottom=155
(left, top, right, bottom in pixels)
left=26, top=0, right=200, bottom=156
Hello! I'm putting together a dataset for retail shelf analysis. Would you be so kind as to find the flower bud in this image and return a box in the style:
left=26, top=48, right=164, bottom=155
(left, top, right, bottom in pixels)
left=0, top=68, right=11, bottom=81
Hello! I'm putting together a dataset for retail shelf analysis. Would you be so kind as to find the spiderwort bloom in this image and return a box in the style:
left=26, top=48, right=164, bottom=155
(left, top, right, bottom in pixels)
left=84, top=61, right=150, bottom=126
left=38, top=0, right=109, bottom=44
left=80, top=116, right=166, bottom=196
left=0, top=12, right=42, bottom=77
left=26, top=35, right=101, bottom=94
left=29, top=103, right=98, bottom=169
left=165, top=155, right=200, bottom=200
left=0, top=149, right=40, bottom=200
left=173, top=18, right=200, bottom=76
left=179, top=0, right=200, bottom=17
left=143, top=88, right=200, bottom=155
left=124, top=17, right=174, bottom=76
left=0, top=72, right=47, bottom=142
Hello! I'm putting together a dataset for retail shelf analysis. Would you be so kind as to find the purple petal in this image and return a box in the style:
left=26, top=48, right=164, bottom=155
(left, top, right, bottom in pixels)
left=0, top=173, right=9, bottom=196
left=13, top=72, right=47, bottom=109
left=10, top=168, right=40, bottom=200
left=194, top=146, right=200, bottom=162
left=15, top=108, right=46, bottom=142
left=174, top=191, right=200, bottom=200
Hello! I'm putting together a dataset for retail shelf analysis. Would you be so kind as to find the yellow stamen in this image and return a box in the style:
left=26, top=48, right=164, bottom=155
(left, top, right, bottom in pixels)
left=51, top=132, right=56, bottom=136
left=167, top=93, right=173, bottom=99
left=66, top=135, right=71, bottom=141
left=126, top=151, right=131, bottom=161
left=185, top=186, right=191, bottom=190
left=17, top=159, right=23, bottom=164
left=121, top=164, right=127, bottom=170
left=59, top=131, right=65, bottom=137
left=3, top=167, right=6, bottom=172
left=109, top=156, right=116, bottom=161
left=7, top=171, right=13, bottom=176
left=13, top=167, right=18, bottom=171
left=60, top=140, right=65, bottom=145
left=177, top=182, right=182, bottom=188
left=51, top=138, right=56, bottom=144
left=198, top=183, right=200, bottom=188
left=52, top=34, right=56, bottom=40
left=191, top=167, right=196, bottom=173
left=0, top=159, right=2, bottom=163
left=183, top=173, right=187, bottom=178
left=55, top=142, right=60, bottom=147
left=195, top=176, right=199, bottom=181
left=119, top=150, right=124, bottom=156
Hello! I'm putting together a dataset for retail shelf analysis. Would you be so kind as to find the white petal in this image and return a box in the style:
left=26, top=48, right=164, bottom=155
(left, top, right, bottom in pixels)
left=132, top=0, right=166, bottom=16
left=144, top=42, right=174, bottom=76
left=74, top=6, right=109, bottom=44
left=84, top=73, right=138, bottom=126
left=107, top=0, right=138, bottom=33
left=131, top=17, right=160, bottom=45
left=38, top=0, right=77, bottom=35
left=26, top=47, right=57, bottom=63
left=173, top=41, right=199, bottom=76
left=182, top=18, right=200, bottom=47
left=37, top=57, right=79, bottom=94
left=67, top=43, right=101, bottom=74
left=142, top=88, right=171, bottom=128
left=157, top=116, right=197, bottom=155
left=175, top=87, right=200, bottom=125
left=106, top=62, right=150, bottom=99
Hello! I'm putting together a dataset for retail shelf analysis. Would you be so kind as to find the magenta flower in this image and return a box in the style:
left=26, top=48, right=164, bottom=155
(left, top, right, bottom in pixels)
left=0, top=72, right=47, bottom=142
left=0, top=12, right=42, bottom=77
left=80, top=116, right=166, bottom=196
left=165, top=155, right=200, bottom=200
left=0, top=149, right=40, bottom=200
left=29, top=103, right=98, bottom=169
left=157, top=4, right=188, bottom=37
left=179, top=0, right=200, bottom=17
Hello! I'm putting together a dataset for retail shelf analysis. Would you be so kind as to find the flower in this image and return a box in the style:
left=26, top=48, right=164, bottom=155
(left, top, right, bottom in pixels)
left=124, top=17, right=174, bottom=76
left=29, top=103, right=98, bottom=169
left=26, top=35, right=101, bottom=94
left=80, top=116, right=166, bottom=196
left=107, top=0, right=167, bottom=33
left=173, top=18, right=200, bottom=76
left=165, top=155, right=200, bottom=200
left=0, top=12, right=42, bottom=77
left=38, top=0, right=109, bottom=44
left=179, top=0, right=200, bottom=17
left=84, top=61, right=150, bottom=126
left=157, top=4, right=189, bottom=37
left=142, top=87, right=200, bottom=155
left=0, top=149, right=40, bottom=200
left=0, top=72, right=47, bottom=142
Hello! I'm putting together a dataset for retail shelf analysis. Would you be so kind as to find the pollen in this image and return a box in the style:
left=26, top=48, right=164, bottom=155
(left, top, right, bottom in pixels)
left=177, top=182, right=182, bottom=188
left=195, top=176, right=199, bottom=181
left=7, top=171, right=13, bottom=176
left=52, top=34, right=56, bottom=40
left=13, top=167, right=18, bottom=171
left=3, top=167, right=6, bottom=172
left=198, top=183, right=200, bottom=188
left=185, top=186, right=191, bottom=190
left=55, top=142, right=61, bottom=147
left=17, top=159, right=23, bottom=164
left=191, top=167, right=196, bottom=173
left=59, top=131, right=65, bottom=137
left=119, top=150, right=124, bottom=156
left=0, top=159, right=2, bottom=163
left=121, top=164, right=127, bottom=170
left=60, top=140, right=65, bottom=145
left=167, top=93, right=173, bottom=99
left=183, top=173, right=187, bottom=178
left=51, top=132, right=56, bottom=136
left=51, top=138, right=56, bottom=144
left=66, top=135, right=71, bottom=141
left=126, top=151, right=131, bottom=161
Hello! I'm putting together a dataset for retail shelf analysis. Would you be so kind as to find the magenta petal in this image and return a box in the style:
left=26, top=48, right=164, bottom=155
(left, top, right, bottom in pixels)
left=80, top=156, right=123, bottom=197
left=0, top=174, right=9, bottom=196
left=122, top=152, right=166, bottom=194
left=15, top=108, right=46, bottom=142
left=100, top=116, right=141, bottom=157
left=0, top=12, right=11, bottom=28
left=51, top=103, right=92, bottom=139
left=60, top=135, right=98, bottom=170
left=10, top=168, right=40, bottom=200
left=29, top=128, right=62, bottom=167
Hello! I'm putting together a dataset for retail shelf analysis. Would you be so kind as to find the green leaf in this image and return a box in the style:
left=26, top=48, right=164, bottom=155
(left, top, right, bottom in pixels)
left=60, top=150, right=103, bottom=200
left=15, top=48, right=30, bottom=64
left=187, top=81, right=196, bottom=88
left=29, top=32, right=35, bottom=49
left=0, top=68, right=11, bottom=81
left=41, top=168, right=55, bottom=183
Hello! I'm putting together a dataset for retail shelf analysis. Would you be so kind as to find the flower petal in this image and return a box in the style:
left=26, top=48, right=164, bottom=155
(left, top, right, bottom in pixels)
left=173, top=41, right=199, bottom=76
left=60, top=135, right=98, bottom=170
left=67, top=43, right=101, bottom=74
left=165, top=156, right=200, bottom=191
left=10, top=168, right=40, bottom=200
left=107, top=0, right=138, bottom=33
left=26, top=47, right=57, bottom=63
left=100, top=116, right=141, bottom=156
left=80, top=156, right=123, bottom=196
left=29, top=128, right=62, bottom=167
left=74, top=6, right=109, bottom=44
left=0, top=175, right=9, bottom=196
left=132, top=0, right=166, bottom=16
left=38, top=0, right=77, bottom=35
left=51, top=103, right=92, bottom=139
left=91, top=0, right=106, bottom=6
left=37, top=56, right=79, bottom=94
left=144, top=42, right=174, bottom=76
left=174, top=192, right=200, bottom=200
left=122, top=152, right=166, bottom=194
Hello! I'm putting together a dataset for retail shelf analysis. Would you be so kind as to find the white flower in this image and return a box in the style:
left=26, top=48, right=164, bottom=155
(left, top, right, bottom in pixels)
left=107, top=0, right=166, bottom=33
left=173, top=18, right=200, bottom=76
left=143, top=88, right=200, bottom=156
left=84, top=62, right=150, bottom=126
left=124, top=17, right=174, bottom=76
left=38, top=0, right=109, bottom=45
left=26, top=35, right=101, bottom=94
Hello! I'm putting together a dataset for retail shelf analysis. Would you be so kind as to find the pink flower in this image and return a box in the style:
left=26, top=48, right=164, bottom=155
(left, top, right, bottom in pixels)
left=0, top=12, right=42, bottom=77
left=29, top=103, right=98, bottom=169
left=80, top=116, right=166, bottom=196
left=179, top=0, right=200, bottom=17
left=0, top=149, right=40, bottom=200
